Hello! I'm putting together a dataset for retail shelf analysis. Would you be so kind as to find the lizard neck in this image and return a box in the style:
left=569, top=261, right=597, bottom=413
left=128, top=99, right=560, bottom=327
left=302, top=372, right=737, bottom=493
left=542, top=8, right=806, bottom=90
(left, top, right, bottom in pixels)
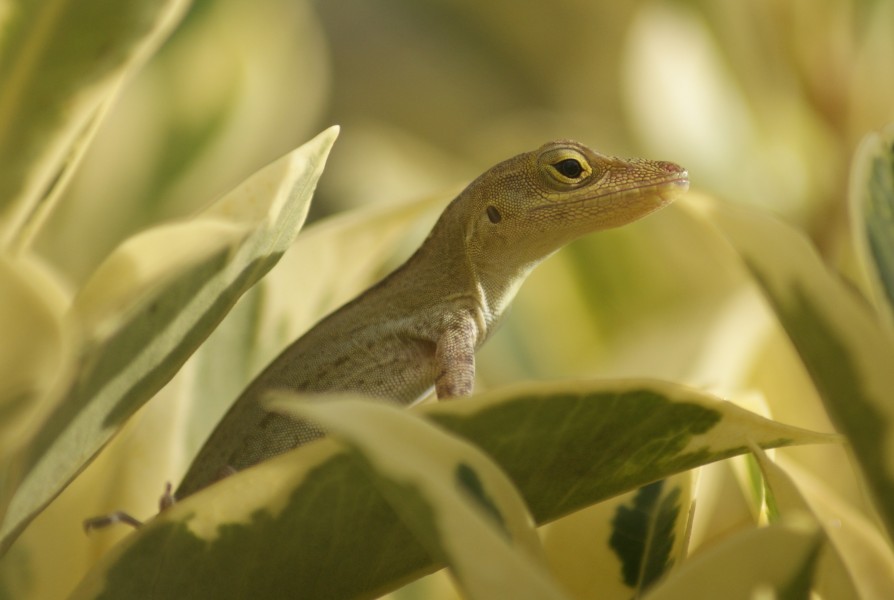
left=384, top=199, right=514, bottom=338
left=387, top=209, right=480, bottom=307
left=401, top=194, right=547, bottom=334
left=472, top=253, right=548, bottom=329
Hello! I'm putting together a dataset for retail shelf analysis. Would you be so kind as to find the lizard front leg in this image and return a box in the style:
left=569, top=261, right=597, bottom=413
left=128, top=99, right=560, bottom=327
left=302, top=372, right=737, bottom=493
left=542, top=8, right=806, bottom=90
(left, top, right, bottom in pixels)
left=434, top=315, right=478, bottom=398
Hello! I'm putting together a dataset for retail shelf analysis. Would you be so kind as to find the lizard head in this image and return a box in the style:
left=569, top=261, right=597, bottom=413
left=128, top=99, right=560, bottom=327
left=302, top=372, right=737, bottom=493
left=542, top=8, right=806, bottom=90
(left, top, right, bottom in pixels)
left=462, top=140, right=689, bottom=275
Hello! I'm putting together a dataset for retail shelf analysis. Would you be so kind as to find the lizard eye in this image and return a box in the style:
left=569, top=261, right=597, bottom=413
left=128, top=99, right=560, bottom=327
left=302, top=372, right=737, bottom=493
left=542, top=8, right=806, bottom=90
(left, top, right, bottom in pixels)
left=539, top=145, right=595, bottom=187
left=553, top=158, right=584, bottom=179
left=486, top=205, right=502, bottom=223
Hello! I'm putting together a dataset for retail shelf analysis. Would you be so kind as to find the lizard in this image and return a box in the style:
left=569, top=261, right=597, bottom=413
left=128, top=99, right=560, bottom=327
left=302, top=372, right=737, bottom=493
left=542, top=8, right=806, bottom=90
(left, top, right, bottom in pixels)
left=174, top=139, right=688, bottom=499
left=84, top=139, right=688, bottom=528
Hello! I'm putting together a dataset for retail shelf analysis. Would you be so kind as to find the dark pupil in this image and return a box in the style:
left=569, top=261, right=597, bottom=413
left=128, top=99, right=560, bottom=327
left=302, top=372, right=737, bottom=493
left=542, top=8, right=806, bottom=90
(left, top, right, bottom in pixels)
left=554, top=159, right=583, bottom=178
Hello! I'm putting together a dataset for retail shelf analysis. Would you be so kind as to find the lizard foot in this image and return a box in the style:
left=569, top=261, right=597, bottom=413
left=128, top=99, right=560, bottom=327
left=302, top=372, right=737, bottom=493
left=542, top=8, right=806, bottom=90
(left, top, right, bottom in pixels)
left=82, top=482, right=174, bottom=533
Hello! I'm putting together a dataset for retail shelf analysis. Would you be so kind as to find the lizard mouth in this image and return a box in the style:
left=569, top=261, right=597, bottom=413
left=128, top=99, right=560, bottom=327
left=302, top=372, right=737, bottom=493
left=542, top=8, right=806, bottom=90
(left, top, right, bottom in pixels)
left=601, top=173, right=690, bottom=201
left=529, top=171, right=690, bottom=215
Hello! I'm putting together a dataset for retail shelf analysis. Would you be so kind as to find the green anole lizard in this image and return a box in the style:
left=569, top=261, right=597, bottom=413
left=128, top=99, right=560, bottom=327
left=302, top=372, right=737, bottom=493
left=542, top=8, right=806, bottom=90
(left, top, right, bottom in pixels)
left=175, top=139, right=688, bottom=498
left=85, top=140, right=688, bottom=527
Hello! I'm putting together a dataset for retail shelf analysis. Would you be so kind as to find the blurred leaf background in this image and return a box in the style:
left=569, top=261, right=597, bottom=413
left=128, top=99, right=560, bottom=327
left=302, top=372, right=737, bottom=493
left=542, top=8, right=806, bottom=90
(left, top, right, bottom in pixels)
left=3, top=0, right=894, bottom=598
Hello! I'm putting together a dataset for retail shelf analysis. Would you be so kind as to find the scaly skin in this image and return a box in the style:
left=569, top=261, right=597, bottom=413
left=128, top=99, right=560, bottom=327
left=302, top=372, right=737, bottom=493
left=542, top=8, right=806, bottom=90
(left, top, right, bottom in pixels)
left=175, top=140, right=689, bottom=498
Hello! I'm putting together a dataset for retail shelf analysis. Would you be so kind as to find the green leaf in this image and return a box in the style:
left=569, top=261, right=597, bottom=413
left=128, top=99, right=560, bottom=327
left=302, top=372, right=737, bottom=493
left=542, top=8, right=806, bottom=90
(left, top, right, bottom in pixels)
left=423, top=381, right=834, bottom=524
left=609, top=478, right=684, bottom=593
left=849, top=123, right=894, bottom=326
left=0, top=126, right=338, bottom=555
left=0, top=0, right=191, bottom=250
left=682, top=194, right=894, bottom=542
left=269, top=395, right=570, bottom=600
left=540, top=471, right=694, bottom=600
left=643, top=517, right=823, bottom=600
left=69, top=379, right=834, bottom=599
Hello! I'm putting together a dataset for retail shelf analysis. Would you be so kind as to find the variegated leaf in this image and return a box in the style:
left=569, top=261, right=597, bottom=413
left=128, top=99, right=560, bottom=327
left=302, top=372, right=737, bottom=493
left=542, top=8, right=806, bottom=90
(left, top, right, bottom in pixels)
left=0, top=127, right=338, bottom=555
left=643, top=517, right=822, bottom=600
left=0, top=0, right=191, bottom=250
left=270, top=396, right=570, bottom=600
left=682, top=193, right=894, bottom=541
left=69, top=379, right=833, bottom=599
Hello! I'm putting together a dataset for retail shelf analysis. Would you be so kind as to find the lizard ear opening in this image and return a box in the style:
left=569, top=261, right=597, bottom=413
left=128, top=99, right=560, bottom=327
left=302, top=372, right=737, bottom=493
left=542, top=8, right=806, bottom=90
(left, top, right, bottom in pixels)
left=486, top=205, right=502, bottom=223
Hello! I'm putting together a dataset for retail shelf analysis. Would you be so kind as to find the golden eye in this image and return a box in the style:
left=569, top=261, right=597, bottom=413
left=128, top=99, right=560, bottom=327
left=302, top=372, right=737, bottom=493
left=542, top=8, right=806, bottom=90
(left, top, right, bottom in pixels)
left=552, top=158, right=584, bottom=179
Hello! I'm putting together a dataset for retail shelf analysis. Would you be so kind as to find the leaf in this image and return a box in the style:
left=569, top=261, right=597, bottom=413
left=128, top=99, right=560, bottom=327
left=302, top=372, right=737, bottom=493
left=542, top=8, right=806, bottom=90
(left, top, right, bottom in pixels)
left=752, top=445, right=894, bottom=600
left=69, top=379, right=834, bottom=599
left=0, top=126, right=339, bottom=555
left=681, top=193, right=894, bottom=542
left=0, top=256, right=69, bottom=448
left=423, top=381, right=835, bottom=524
left=268, top=395, right=570, bottom=600
left=643, top=517, right=823, bottom=600
left=540, top=472, right=694, bottom=600
left=849, top=123, right=894, bottom=327
left=0, top=0, right=191, bottom=250
left=608, top=478, right=687, bottom=593
left=0, top=255, right=71, bottom=519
